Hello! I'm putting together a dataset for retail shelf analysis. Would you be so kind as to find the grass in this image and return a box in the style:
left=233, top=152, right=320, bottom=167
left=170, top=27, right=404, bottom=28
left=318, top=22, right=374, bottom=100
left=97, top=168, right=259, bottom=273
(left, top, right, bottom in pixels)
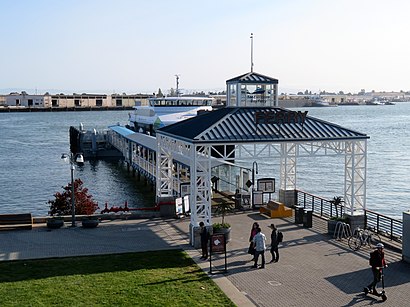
left=0, top=250, right=235, bottom=307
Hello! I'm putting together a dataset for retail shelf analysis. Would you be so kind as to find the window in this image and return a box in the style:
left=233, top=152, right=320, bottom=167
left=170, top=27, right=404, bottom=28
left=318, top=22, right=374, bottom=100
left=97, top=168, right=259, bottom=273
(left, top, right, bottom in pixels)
left=75, top=99, right=81, bottom=107
left=96, top=99, right=103, bottom=106
left=28, top=99, right=33, bottom=106
left=116, top=99, right=122, bottom=106
left=52, top=99, right=58, bottom=107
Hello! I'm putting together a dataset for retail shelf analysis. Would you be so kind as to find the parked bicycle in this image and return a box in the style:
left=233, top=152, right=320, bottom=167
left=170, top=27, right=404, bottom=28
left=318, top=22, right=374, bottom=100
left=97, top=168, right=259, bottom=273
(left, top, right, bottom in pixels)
left=348, top=227, right=382, bottom=251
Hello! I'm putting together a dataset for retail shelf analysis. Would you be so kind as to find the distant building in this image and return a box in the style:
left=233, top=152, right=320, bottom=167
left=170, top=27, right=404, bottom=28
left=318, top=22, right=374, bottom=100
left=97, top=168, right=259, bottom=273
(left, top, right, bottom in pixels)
left=3, top=92, right=150, bottom=109
left=5, top=93, right=46, bottom=107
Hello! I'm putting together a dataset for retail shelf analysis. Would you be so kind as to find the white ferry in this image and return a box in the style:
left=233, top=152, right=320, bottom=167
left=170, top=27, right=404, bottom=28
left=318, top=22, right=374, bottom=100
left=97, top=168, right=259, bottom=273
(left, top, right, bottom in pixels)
left=128, top=96, right=214, bottom=135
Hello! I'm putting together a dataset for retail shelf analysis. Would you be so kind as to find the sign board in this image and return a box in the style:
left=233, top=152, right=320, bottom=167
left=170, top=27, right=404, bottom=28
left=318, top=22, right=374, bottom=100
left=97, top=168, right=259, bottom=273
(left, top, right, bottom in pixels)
left=211, top=234, right=226, bottom=253
left=175, top=197, right=183, bottom=215
left=257, top=178, right=275, bottom=193
left=183, top=195, right=190, bottom=213
left=210, top=233, right=227, bottom=274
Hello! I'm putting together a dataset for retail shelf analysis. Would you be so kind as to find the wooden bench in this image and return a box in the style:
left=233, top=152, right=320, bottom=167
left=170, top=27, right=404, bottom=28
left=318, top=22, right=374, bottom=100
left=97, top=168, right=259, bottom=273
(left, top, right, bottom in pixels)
left=0, top=213, right=33, bottom=230
left=260, top=201, right=293, bottom=218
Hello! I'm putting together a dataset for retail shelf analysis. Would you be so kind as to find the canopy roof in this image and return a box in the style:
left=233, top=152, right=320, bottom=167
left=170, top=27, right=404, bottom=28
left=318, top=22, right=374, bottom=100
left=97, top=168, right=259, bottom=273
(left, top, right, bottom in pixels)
left=226, top=71, right=279, bottom=84
left=157, top=107, right=369, bottom=144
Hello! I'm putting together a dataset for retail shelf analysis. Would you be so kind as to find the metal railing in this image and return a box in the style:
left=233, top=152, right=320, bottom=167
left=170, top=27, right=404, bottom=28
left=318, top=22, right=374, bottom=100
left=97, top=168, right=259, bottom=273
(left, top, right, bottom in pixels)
left=296, top=189, right=345, bottom=219
left=364, top=209, right=402, bottom=242
left=296, top=190, right=402, bottom=242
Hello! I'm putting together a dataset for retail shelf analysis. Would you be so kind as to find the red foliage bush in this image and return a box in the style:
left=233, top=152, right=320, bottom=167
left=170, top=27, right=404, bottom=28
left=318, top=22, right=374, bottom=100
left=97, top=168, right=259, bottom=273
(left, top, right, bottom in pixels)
left=48, top=179, right=99, bottom=216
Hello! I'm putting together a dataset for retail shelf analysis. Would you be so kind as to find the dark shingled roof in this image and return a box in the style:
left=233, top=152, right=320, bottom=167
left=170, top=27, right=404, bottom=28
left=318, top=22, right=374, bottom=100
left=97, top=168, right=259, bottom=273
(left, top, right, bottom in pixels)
left=226, top=72, right=279, bottom=84
left=157, top=107, right=369, bottom=144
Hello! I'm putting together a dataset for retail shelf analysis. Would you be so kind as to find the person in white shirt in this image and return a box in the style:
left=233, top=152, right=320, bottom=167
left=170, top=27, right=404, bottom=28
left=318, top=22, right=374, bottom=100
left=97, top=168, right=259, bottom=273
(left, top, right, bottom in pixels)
left=252, top=227, right=266, bottom=269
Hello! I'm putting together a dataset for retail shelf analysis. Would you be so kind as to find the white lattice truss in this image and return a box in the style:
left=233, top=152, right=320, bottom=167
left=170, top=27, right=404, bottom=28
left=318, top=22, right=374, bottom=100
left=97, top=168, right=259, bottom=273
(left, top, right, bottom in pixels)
left=155, top=134, right=367, bottom=226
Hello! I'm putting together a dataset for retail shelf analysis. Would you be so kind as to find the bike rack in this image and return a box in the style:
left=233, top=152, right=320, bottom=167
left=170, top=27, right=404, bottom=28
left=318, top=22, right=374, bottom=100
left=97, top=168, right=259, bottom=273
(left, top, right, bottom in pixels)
left=333, top=221, right=352, bottom=240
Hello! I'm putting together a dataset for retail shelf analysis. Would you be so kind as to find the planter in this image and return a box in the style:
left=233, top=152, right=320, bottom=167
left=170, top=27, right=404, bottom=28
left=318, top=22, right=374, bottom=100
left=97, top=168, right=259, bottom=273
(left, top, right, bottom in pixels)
left=327, top=218, right=349, bottom=236
left=82, top=218, right=99, bottom=228
left=327, top=220, right=338, bottom=236
left=213, top=227, right=231, bottom=243
left=46, top=218, right=64, bottom=229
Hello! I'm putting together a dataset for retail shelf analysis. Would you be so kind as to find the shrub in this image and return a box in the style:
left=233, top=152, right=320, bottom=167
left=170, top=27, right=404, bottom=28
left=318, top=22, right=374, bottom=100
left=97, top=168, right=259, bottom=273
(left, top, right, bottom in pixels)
left=48, top=179, right=98, bottom=216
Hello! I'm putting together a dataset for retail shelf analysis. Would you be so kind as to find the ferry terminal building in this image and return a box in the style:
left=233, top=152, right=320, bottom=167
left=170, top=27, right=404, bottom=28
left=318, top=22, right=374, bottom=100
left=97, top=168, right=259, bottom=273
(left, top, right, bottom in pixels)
left=109, top=71, right=369, bottom=246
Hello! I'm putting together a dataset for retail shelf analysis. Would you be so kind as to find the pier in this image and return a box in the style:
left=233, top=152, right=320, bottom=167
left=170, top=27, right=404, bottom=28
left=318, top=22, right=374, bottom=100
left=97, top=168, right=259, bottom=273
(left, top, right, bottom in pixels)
left=74, top=70, right=379, bottom=249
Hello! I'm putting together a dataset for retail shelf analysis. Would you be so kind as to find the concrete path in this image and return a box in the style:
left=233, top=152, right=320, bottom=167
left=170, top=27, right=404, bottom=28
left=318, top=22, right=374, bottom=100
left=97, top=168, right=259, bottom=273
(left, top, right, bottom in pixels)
left=0, top=213, right=409, bottom=306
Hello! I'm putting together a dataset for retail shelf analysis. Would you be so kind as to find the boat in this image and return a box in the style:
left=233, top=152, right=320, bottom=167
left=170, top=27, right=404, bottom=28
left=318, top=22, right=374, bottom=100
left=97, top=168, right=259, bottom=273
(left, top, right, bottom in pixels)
left=366, top=99, right=383, bottom=105
left=128, top=96, right=214, bottom=135
left=366, top=98, right=394, bottom=105
left=310, top=98, right=331, bottom=107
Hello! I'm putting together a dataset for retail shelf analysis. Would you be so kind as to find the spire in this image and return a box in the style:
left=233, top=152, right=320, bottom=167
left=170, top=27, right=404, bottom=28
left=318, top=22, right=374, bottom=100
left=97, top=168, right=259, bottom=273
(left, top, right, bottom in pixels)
left=250, top=33, right=254, bottom=72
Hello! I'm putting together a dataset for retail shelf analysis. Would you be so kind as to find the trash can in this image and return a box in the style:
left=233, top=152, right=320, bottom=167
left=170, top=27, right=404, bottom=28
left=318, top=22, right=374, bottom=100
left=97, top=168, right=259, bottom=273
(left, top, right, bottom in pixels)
left=234, top=190, right=242, bottom=209
left=295, top=205, right=304, bottom=224
left=303, top=209, right=313, bottom=228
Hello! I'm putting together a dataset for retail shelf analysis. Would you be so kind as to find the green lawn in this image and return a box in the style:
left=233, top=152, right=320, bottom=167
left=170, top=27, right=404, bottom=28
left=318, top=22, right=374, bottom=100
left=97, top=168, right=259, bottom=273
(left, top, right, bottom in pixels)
left=0, top=250, right=235, bottom=306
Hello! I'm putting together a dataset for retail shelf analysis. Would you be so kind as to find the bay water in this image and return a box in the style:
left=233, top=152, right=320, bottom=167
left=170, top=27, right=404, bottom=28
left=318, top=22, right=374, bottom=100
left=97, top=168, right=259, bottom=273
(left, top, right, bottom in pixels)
left=1, top=104, right=409, bottom=219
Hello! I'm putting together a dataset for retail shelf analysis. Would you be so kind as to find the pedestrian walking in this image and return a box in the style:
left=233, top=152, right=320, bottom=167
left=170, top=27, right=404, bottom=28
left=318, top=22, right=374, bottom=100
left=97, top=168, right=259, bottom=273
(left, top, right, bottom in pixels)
left=252, top=227, right=266, bottom=269
left=248, top=222, right=259, bottom=260
left=365, top=243, right=387, bottom=295
left=268, top=223, right=279, bottom=263
left=199, top=222, right=209, bottom=260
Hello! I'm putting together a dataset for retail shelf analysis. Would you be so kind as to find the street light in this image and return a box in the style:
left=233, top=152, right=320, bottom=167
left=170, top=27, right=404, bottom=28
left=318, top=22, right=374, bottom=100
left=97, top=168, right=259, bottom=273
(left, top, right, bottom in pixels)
left=61, top=153, right=84, bottom=227
left=252, top=161, right=258, bottom=208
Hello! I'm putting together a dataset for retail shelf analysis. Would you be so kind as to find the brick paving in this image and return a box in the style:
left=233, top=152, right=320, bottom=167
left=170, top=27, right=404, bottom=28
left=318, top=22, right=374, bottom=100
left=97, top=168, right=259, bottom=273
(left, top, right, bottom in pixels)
left=0, top=213, right=409, bottom=306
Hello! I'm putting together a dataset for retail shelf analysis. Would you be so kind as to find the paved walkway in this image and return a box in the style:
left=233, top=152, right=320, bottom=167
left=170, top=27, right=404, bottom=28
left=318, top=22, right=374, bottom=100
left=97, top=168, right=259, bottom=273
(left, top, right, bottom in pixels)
left=1, top=213, right=409, bottom=306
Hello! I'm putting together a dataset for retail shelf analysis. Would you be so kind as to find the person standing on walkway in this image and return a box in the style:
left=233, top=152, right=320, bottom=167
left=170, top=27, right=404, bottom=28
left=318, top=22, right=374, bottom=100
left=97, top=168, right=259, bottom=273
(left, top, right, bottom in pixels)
left=252, top=227, right=266, bottom=269
left=199, top=222, right=209, bottom=260
left=366, top=243, right=387, bottom=294
left=248, top=222, right=259, bottom=261
left=268, top=223, right=279, bottom=263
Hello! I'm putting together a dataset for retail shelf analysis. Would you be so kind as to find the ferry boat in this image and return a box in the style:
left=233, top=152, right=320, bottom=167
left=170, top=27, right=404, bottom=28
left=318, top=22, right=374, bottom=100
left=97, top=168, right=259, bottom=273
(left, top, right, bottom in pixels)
left=128, top=96, right=214, bottom=135
left=311, top=99, right=330, bottom=107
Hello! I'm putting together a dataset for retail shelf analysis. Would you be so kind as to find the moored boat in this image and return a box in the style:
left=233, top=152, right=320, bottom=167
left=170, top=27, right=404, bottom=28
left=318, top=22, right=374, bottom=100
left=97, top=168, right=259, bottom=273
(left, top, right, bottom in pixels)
left=128, top=96, right=214, bottom=135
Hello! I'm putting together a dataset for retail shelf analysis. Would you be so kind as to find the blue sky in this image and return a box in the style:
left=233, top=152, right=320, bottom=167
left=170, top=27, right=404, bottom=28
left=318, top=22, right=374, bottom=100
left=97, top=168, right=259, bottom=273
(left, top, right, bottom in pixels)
left=1, top=0, right=410, bottom=95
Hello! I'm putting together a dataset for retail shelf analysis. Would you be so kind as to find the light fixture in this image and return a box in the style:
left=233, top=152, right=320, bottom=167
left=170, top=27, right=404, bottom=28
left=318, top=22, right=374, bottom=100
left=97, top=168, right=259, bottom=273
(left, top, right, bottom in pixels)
left=61, top=152, right=84, bottom=227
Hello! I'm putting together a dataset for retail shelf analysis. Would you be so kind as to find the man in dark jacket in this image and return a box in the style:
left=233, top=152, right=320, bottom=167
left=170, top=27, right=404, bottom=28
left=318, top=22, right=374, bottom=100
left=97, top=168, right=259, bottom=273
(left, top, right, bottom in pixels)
left=268, top=223, right=279, bottom=263
left=366, top=243, right=387, bottom=294
left=199, top=222, right=209, bottom=260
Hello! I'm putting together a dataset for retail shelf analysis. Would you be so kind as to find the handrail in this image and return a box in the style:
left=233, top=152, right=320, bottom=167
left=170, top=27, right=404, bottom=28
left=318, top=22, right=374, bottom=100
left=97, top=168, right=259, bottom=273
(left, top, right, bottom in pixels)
left=296, top=189, right=345, bottom=219
left=215, top=177, right=249, bottom=193
left=296, top=189, right=403, bottom=242
left=364, top=209, right=402, bottom=242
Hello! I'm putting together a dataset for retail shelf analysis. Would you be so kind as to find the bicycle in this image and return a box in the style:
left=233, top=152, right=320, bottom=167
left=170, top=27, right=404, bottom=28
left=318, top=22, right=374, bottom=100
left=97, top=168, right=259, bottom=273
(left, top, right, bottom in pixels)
left=348, top=227, right=382, bottom=251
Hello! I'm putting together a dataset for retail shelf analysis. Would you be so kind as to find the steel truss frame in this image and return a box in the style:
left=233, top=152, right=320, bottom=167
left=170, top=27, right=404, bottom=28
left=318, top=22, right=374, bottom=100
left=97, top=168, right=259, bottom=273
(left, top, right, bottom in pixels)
left=156, top=134, right=367, bottom=226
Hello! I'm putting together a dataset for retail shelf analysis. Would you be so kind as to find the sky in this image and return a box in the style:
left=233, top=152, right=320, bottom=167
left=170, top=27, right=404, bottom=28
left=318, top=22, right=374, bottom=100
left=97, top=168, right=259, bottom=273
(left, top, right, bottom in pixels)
left=1, top=0, right=410, bottom=95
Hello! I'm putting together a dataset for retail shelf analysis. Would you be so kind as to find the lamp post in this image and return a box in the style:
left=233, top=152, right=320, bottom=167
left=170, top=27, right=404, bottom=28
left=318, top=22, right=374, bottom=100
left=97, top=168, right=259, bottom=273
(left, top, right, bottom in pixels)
left=252, top=161, right=258, bottom=208
left=61, top=153, right=84, bottom=227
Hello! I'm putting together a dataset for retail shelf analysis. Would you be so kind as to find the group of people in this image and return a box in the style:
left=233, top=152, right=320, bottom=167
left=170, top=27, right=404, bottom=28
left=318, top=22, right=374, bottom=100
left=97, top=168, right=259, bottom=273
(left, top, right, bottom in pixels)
left=248, top=222, right=280, bottom=269
left=200, top=220, right=387, bottom=295
left=199, top=220, right=280, bottom=266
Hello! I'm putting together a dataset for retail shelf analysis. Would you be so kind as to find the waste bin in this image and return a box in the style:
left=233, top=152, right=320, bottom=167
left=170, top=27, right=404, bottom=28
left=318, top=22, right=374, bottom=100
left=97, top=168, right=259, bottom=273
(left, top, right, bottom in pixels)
left=303, top=209, right=313, bottom=228
left=295, top=205, right=304, bottom=224
left=234, top=190, right=242, bottom=209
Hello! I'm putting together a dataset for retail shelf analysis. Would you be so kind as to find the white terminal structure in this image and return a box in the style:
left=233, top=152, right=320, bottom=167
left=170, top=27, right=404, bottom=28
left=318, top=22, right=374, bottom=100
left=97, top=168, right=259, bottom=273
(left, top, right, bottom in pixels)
left=108, top=71, right=369, bottom=246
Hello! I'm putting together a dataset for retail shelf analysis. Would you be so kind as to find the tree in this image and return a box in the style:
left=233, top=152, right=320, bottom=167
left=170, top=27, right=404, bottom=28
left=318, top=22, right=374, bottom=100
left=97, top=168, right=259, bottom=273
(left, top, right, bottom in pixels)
left=156, top=88, right=163, bottom=97
left=48, top=179, right=99, bottom=216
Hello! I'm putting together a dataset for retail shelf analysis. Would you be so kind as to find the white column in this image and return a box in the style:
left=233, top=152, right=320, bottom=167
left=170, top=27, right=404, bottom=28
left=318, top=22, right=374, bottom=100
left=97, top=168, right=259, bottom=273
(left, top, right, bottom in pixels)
left=344, top=140, right=367, bottom=214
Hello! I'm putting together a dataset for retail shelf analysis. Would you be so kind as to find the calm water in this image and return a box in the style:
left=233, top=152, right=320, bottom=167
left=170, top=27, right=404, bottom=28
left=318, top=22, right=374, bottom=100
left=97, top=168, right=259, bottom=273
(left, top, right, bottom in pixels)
left=0, top=111, right=155, bottom=217
left=1, top=104, right=409, bottom=219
